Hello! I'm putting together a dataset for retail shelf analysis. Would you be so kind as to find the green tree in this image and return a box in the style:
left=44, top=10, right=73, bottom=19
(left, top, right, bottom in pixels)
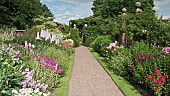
left=0, top=0, right=53, bottom=29
left=92, top=0, right=155, bottom=18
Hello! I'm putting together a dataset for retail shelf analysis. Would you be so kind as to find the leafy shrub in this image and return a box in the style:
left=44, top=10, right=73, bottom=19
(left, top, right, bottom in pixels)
left=67, top=29, right=81, bottom=47
left=84, top=38, right=95, bottom=47
left=108, top=48, right=133, bottom=77
left=92, top=35, right=113, bottom=57
left=12, top=29, right=37, bottom=45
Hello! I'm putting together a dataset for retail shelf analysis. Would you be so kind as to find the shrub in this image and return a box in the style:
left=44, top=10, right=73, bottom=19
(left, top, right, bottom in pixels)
left=67, top=29, right=81, bottom=47
left=92, top=35, right=113, bottom=57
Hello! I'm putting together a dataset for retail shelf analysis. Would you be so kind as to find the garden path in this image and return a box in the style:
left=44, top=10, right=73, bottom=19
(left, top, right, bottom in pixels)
left=68, top=46, right=124, bottom=96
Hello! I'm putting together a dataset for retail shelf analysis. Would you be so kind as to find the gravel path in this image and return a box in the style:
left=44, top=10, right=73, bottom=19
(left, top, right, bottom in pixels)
left=68, top=46, right=124, bottom=96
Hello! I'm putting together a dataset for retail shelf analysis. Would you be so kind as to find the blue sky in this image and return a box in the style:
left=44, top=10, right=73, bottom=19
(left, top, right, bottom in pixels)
left=41, top=0, right=170, bottom=25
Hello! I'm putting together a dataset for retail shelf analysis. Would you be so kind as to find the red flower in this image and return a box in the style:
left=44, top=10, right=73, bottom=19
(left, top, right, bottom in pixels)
left=152, top=78, right=157, bottom=83
left=154, top=70, right=162, bottom=76
left=154, top=87, right=160, bottom=91
left=157, top=81, right=162, bottom=86
left=159, top=76, right=167, bottom=82
left=146, top=74, right=152, bottom=79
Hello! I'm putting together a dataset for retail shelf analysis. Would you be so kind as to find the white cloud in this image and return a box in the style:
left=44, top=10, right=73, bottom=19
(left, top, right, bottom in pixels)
left=45, top=0, right=93, bottom=25
left=154, top=0, right=170, bottom=18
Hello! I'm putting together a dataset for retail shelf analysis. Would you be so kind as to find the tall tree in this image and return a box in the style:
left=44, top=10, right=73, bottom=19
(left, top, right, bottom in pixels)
left=0, top=0, right=53, bottom=29
left=92, top=0, right=155, bottom=18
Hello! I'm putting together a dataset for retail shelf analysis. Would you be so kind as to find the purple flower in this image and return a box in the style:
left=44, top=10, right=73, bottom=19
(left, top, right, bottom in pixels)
left=52, top=67, right=56, bottom=71
left=57, top=68, right=63, bottom=74
left=129, top=65, right=135, bottom=69
left=50, top=60, right=56, bottom=66
left=34, top=83, right=40, bottom=89
left=45, top=64, right=50, bottom=69
left=21, top=80, right=27, bottom=88
left=25, top=71, right=33, bottom=81
left=44, top=56, right=50, bottom=63
left=41, top=83, right=48, bottom=91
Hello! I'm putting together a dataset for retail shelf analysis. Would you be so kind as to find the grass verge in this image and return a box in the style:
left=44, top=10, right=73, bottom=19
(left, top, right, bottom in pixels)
left=52, top=53, right=74, bottom=96
left=89, top=48, right=141, bottom=96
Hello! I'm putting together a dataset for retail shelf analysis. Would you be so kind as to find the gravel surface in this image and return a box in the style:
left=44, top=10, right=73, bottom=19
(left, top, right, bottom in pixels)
left=68, top=46, right=124, bottom=96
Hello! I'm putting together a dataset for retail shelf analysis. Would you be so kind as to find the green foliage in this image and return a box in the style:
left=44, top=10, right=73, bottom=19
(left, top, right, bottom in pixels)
left=127, top=13, right=170, bottom=47
left=0, top=0, right=53, bottom=29
left=92, top=0, right=155, bottom=18
left=67, top=29, right=81, bottom=47
left=92, top=35, right=113, bottom=57
left=12, top=29, right=37, bottom=45
left=0, top=44, right=24, bottom=95
left=71, top=16, right=119, bottom=45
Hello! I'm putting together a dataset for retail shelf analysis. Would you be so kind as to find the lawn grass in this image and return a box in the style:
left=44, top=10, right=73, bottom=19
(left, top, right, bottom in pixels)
left=89, top=48, right=141, bottom=96
left=52, top=53, right=74, bottom=96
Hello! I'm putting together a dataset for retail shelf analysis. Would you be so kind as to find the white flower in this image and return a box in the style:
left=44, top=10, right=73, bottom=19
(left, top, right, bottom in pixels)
left=36, top=32, right=41, bottom=40
left=38, top=92, right=43, bottom=95
left=12, top=89, right=18, bottom=94
left=43, top=93, right=49, bottom=96
left=32, top=45, right=35, bottom=49
left=34, top=88, right=40, bottom=93
left=3, top=62, right=8, bottom=65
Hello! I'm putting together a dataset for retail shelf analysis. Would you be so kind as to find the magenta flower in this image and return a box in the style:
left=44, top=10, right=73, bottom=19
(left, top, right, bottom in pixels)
left=52, top=67, right=56, bottom=71
left=139, top=54, right=149, bottom=60
left=129, top=65, right=135, bottom=69
left=35, top=56, right=40, bottom=61
left=45, top=64, right=50, bottom=69
left=50, top=60, right=56, bottom=66
left=146, top=74, right=152, bottom=79
left=57, top=68, right=63, bottom=74
left=44, top=56, right=50, bottom=63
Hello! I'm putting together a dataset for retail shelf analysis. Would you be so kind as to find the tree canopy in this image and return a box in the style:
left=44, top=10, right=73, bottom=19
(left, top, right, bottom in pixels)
left=0, top=0, right=53, bottom=29
left=92, top=0, right=155, bottom=18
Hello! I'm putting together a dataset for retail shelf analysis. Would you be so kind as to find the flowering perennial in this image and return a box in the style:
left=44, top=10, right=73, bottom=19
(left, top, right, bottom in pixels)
left=146, top=70, right=168, bottom=92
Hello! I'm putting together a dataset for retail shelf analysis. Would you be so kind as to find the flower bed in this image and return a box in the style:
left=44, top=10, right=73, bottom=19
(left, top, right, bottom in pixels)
left=92, top=41, right=170, bottom=95
left=0, top=27, right=74, bottom=96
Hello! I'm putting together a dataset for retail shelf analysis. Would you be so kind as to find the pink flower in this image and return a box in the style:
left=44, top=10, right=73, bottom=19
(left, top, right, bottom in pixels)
left=162, top=47, right=170, bottom=54
left=152, top=78, right=157, bottom=83
left=129, top=65, right=135, bottom=69
left=157, top=81, right=162, bottom=86
left=154, top=70, right=162, bottom=76
left=58, top=68, right=63, bottom=74
left=146, top=74, right=152, bottom=79
left=154, top=87, right=160, bottom=91
left=159, top=76, right=167, bottom=82
left=45, top=64, right=50, bottom=69
left=134, top=59, right=139, bottom=63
